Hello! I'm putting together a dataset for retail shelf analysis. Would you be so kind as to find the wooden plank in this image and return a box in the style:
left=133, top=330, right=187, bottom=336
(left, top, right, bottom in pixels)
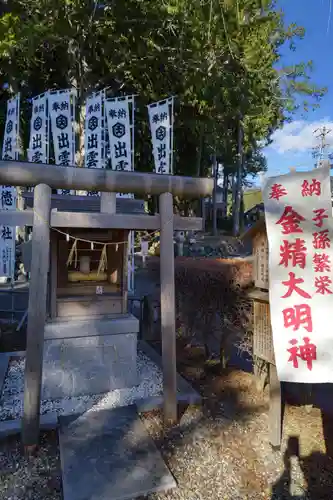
left=100, top=195, right=122, bottom=288
left=0, top=160, right=214, bottom=198
left=63, top=230, right=119, bottom=241
left=56, top=296, right=122, bottom=318
left=57, top=285, right=121, bottom=296
left=253, top=301, right=275, bottom=365
left=174, top=216, right=203, bottom=231
left=57, top=239, right=68, bottom=288
left=0, top=210, right=33, bottom=226
left=107, top=232, right=124, bottom=286
left=50, top=232, right=58, bottom=319
left=269, top=362, right=282, bottom=449
left=51, top=211, right=203, bottom=231
left=52, top=212, right=160, bottom=229
left=141, top=295, right=154, bottom=341
left=22, top=184, right=52, bottom=448
left=23, top=192, right=145, bottom=214
left=247, top=288, right=269, bottom=303
left=159, top=192, right=177, bottom=423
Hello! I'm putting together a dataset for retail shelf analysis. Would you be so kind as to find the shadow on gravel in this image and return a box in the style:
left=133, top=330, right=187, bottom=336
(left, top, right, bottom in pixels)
left=271, top=435, right=333, bottom=500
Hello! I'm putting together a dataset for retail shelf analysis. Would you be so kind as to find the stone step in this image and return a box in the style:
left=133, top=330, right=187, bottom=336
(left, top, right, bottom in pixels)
left=45, top=313, right=139, bottom=340
left=59, top=406, right=177, bottom=500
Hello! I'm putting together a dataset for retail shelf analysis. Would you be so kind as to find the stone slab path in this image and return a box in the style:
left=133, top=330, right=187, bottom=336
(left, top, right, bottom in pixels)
left=59, top=405, right=177, bottom=500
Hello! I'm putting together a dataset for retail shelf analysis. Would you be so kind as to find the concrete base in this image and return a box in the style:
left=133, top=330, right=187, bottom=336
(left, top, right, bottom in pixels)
left=42, top=314, right=139, bottom=400
left=44, top=313, right=139, bottom=339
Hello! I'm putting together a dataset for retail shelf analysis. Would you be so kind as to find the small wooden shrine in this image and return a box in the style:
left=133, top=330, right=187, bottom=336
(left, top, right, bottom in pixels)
left=51, top=228, right=126, bottom=317
left=23, top=193, right=143, bottom=319
left=241, top=216, right=282, bottom=449
left=0, top=159, right=214, bottom=447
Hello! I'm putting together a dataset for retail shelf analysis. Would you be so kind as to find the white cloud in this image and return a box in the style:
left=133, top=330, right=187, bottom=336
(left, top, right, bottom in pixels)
left=269, top=119, right=333, bottom=154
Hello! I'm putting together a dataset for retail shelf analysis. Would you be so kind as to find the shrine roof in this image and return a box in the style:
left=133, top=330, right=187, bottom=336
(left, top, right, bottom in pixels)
left=23, top=192, right=145, bottom=214
left=240, top=216, right=266, bottom=241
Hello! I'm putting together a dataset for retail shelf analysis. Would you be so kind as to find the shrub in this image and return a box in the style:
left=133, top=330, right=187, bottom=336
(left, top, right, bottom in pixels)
left=174, top=257, right=253, bottom=365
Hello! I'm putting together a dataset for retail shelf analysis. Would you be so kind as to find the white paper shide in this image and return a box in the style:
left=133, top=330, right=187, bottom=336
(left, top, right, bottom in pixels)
left=49, top=90, right=76, bottom=195
left=148, top=98, right=173, bottom=174
left=262, top=165, right=333, bottom=383
left=0, top=94, right=19, bottom=277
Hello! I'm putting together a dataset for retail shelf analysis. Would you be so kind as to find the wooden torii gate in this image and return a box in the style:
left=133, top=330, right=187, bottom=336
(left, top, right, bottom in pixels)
left=0, top=160, right=213, bottom=447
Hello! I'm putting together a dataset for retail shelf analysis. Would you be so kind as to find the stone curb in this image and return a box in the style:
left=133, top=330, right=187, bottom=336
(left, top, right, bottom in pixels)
left=138, top=339, right=201, bottom=407
left=0, top=354, right=9, bottom=396
left=0, top=412, right=58, bottom=439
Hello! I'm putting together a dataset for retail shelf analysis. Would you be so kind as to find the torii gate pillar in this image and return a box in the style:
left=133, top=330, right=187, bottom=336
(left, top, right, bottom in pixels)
left=159, top=192, right=177, bottom=423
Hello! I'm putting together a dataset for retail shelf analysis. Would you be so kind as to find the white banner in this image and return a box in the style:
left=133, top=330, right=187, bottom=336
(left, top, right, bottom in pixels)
left=49, top=89, right=76, bottom=195
left=262, top=164, right=333, bottom=383
left=0, top=94, right=19, bottom=278
left=105, top=96, right=133, bottom=174
left=0, top=185, right=16, bottom=277
left=147, top=97, right=174, bottom=174
left=2, top=94, right=20, bottom=162
left=84, top=91, right=103, bottom=196
left=28, top=93, right=49, bottom=164
left=105, top=95, right=135, bottom=291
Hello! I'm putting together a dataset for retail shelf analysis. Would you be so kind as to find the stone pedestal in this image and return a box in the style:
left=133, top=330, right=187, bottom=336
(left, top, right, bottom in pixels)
left=42, top=314, right=139, bottom=399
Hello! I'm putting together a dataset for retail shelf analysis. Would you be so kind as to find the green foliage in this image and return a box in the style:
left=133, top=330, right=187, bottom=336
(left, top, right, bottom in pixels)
left=0, top=0, right=327, bottom=180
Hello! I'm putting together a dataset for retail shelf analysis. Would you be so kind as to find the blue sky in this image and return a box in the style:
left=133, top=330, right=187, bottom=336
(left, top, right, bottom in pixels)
left=264, top=0, right=333, bottom=176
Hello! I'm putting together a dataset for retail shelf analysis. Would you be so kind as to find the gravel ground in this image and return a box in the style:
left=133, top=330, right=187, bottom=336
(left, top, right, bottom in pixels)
left=135, top=341, right=333, bottom=500
left=0, top=431, right=61, bottom=500
left=0, top=342, right=333, bottom=500
left=0, top=350, right=163, bottom=421
left=139, top=380, right=333, bottom=499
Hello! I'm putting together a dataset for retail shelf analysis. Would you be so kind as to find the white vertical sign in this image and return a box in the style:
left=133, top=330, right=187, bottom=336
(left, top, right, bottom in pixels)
left=105, top=96, right=133, bottom=174
left=28, top=93, right=49, bottom=164
left=2, top=94, right=20, bottom=162
left=84, top=91, right=103, bottom=196
left=48, top=89, right=76, bottom=195
left=147, top=97, right=174, bottom=174
left=105, top=95, right=135, bottom=292
left=0, top=94, right=20, bottom=278
left=262, top=164, right=333, bottom=383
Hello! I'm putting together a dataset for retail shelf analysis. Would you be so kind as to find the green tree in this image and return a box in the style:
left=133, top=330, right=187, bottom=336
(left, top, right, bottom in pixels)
left=0, top=0, right=327, bottom=226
